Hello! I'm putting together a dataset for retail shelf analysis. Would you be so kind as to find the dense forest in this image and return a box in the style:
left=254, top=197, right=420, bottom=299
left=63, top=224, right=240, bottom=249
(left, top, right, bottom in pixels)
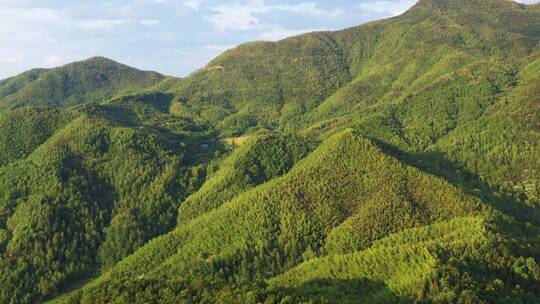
left=0, top=0, right=539, bottom=303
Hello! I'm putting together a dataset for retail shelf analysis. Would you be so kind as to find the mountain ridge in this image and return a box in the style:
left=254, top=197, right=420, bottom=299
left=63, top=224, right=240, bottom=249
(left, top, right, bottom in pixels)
left=0, top=56, right=165, bottom=112
left=0, top=0, right=539, bottom=303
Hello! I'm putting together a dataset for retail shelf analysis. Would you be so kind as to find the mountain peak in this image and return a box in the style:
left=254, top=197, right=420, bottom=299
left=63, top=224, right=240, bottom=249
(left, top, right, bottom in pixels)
left=404, top=0, right=537, bottom=30
left=413, top=0, right=524, bottom=10
left=82, top=56, right=118, bottom=64
left=0, top=56, right=164, bottom=111
left=1, top=0, right=539, bottom=302
left=66, top=56, right=133, bottom=69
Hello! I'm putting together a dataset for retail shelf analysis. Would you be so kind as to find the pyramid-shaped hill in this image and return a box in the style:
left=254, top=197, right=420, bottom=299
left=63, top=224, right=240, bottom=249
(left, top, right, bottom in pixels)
left=2, top=0, right=539, bottom=303
left=56, top=130, right=520, bottom=303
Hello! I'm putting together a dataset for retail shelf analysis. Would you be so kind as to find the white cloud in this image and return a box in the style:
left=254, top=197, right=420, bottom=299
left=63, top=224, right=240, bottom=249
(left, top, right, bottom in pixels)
left=273, top=3, right=342, bottom=18
left=140, top=19, right=160, bottom=26
left=205, top=12, right=260, bottom=31
left=204, top=1, right=342, bottom=32
left=359, top=0, right=416, bottom=16
left=44, top=55, right=62, bottom=66
left=184, top=0, right=203, bottom=10
left=77, top=19, right=131, bottom=30
left=0, top=55, right=22, bottom=64
left=0, top=7, right=61, bottom=23
left=205, top=0, right=266, bottom=31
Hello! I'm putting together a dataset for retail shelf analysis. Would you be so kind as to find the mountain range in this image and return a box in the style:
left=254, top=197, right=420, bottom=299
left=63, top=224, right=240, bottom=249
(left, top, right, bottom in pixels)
left=0, top=0, right=539, bottom=303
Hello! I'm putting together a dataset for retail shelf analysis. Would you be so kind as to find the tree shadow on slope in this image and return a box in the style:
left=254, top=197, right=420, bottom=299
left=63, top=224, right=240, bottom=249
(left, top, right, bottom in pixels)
left=78, top=92, right=175, bottom=127
left=271, top=278, right=412, bottom=304
left=114, top=92, right=175, bottom=113
left=78, top=100, right=227, bottom=167
left=369, top=137, right=540, bottom=242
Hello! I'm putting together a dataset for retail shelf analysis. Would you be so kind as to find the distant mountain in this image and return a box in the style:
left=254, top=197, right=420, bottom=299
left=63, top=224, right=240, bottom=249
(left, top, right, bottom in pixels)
left=0, top=57, right=165, bottom=111
left=0, top=0, right=539, bottom=303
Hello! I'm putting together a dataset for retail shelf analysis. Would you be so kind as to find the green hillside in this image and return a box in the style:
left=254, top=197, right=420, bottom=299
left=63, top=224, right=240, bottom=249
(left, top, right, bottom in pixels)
left=0, top=0, right=538, bottom=303
left=0, top=107, right=215, bottom=303
left=0, top=108, right=78, bottom=166
left=177, top=132, right=316, bottom=224
left=164, top=0, right=539, bottom=136
left=50, top=131, right=539, bottom=303
left=0, top=57, right=165, bottom=111
left=0, top=69, right=46, bottom=100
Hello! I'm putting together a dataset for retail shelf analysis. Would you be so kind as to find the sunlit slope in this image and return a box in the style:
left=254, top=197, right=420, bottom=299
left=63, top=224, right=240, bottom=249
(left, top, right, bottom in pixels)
left=0, top=57, right=164, bottom=111
left=1, top=0, right=539, bottom=303
left=177, top=132, right=316, bottom=225
left=268, top=217, right=493, bottom=303
left=58, top=130, right=501, bottom=303
left=164, top=0, right=539, bottom=136
left=0, top=109, right=211, bottom=303
left=0, top=108, right=78, bottom=166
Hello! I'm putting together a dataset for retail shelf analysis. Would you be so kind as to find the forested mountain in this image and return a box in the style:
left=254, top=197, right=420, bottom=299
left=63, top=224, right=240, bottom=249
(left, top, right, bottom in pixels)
left=0, top=0, right=539, bottom=303
left=0, top=57, right=164, bottom=111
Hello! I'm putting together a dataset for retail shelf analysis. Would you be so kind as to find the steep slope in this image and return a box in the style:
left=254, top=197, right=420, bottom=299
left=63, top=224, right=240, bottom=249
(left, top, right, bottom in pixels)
left=294, top=0, right=540, bottom=203
left=0, top=0, right=538, bottom=303
left=157, top=0, right=540, bottom=208
left=177, top=132, right=316, bottom=224
left=0, top=57, right=165, bottom=111
left=0, top=107, right=214, bottom=303
left=269, top=216, right=537, bottom=303
left=305, top=0, right=539, bottom=132
left=53, top=130, right=512, bottom=303
left=0, top=108, right=78, bottom=166
left=164, top=0, right=539, bottom=136
left=429, top=55, right=540, bottom=199
left=0, top=69, right=46, bottom=100
left=167, top=35, right=351, bottom=135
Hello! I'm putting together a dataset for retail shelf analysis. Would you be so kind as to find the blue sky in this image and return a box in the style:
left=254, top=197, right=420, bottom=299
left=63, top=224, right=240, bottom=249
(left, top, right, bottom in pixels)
left=0, top=0, right=537, bottom=79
